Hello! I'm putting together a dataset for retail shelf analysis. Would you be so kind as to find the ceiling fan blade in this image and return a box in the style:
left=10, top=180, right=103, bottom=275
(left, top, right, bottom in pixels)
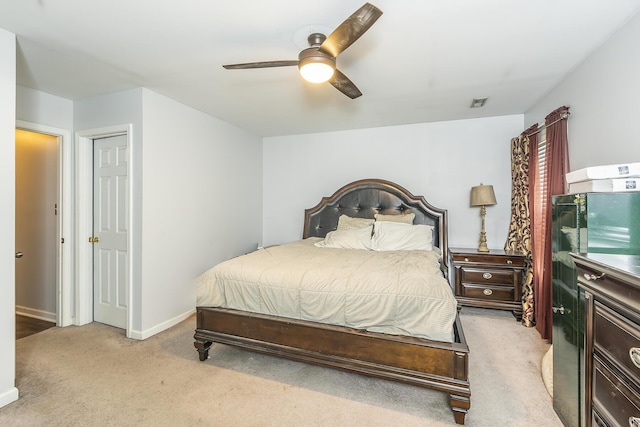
left=223, top=60, right=298, bottom=70
left=329, top=69, right=362, bottom=99
left=318, top=3, right=383, bottom=58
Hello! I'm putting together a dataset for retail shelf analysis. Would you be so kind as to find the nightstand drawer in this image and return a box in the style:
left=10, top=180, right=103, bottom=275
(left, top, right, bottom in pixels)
left=460, top=283, right=515, bottom=302
left=451, top=252, right=524, bottom=267
left=460, top=267, right=516, bottom=286
left=594, top=302, right=640, bottom=381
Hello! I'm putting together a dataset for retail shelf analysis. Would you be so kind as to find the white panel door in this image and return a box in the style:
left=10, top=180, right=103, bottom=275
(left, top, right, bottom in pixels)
left=93, top=135, right=128, bottom=329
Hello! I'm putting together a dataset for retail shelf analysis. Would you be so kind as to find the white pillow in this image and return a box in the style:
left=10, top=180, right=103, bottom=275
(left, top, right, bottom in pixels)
left=314, top=226, right=373, bottom=250
left=337, top=214, right=375, bottom=230
left=371, top=221, right=434, bottom=251
left=374, top=212, right=415, bottom=224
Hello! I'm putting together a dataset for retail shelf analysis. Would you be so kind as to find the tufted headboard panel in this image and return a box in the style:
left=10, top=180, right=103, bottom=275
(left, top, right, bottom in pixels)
left=303, top=179, right=448, bottom=265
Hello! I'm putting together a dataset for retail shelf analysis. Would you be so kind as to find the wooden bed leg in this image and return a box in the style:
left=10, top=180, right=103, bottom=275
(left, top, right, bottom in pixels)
left=194, top=339, right=212, bottom=361
left=450, top=393, right=470, bottom=425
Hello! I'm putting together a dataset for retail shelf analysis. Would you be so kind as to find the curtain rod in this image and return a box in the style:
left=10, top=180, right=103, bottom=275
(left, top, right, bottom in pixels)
left=525, top=112, right=570, bottom=137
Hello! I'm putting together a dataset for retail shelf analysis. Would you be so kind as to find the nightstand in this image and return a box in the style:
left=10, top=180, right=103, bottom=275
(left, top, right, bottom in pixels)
left=448, top=247, right=525, bottom=320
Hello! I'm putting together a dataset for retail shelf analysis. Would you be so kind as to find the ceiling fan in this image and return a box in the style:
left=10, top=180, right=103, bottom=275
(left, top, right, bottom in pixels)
left=222, top=3, right=383, bottom=99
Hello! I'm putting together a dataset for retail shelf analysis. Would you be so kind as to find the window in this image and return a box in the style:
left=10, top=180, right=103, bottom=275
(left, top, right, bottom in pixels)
left=537, top=127, right=547, bottom=213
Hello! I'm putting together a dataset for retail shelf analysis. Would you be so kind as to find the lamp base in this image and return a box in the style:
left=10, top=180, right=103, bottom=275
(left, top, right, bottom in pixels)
left=477, top=231, right=490, bottom=253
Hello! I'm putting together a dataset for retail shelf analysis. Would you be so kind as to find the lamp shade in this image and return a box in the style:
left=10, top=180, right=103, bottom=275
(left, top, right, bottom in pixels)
left=470, top=183, right=497, bottom=207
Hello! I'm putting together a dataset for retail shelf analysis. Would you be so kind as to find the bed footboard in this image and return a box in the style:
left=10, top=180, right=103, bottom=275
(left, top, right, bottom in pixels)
left=194, top=307, right=470, bottom=424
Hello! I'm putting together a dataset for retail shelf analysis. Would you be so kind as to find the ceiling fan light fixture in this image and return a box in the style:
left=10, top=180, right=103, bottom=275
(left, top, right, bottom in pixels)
left=222, top=3, right=383, bottom=97
left=298, top=49, right=335, bottom=83
left=299, top=61, right=334, bottom=83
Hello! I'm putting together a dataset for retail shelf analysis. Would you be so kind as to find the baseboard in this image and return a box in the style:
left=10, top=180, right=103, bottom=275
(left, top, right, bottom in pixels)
left=15, top=305, right=56, bottom=323
left=0, top=386, right=19, bottom=408
left=128, top=309, right=195, bottom=340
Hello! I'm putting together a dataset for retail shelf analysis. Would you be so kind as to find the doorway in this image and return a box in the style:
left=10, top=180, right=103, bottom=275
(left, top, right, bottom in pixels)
left=15, top=130, right=58, bottom=323
left=14, top=122, right=72, bottom=328
left=76, top=125, right=133, bottom=337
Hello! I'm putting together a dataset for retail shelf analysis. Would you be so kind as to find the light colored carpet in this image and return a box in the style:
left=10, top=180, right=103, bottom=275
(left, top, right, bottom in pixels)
left=2, top=307, right=562, bottom=427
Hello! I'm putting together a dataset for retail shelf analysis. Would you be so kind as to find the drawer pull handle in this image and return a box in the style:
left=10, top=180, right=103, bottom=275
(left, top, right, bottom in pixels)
left=552, top=305, right=570, bottom=315
left=630, top=417, right=640, bottom=427
left=464, top=258, right=469, bottom=262
left=483, top=272, right=492, bottom=280
left=583, top=272, right=606, bottom=281
left=630, top=348, right=640, bottom=369
left=483, top=289, right=493, bottom=296
left=506, top=260, right=513, bottom=264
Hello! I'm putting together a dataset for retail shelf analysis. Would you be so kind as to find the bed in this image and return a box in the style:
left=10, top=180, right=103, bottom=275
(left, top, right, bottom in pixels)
left=193, top=179, right=471, bottom=424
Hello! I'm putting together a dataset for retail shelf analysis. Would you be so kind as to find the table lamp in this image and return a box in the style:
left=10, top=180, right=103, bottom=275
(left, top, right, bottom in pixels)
left=470, top=183, right=497, bottom=252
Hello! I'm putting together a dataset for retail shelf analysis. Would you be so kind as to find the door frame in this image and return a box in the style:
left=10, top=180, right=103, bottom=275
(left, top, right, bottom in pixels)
left=15, top=121, right=72, bottom=327
left=76, top=124, right=133, bottom=338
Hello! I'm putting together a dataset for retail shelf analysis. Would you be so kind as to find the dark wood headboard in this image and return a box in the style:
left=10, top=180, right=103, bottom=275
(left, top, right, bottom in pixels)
left=303, top=179, right=448, bottom=265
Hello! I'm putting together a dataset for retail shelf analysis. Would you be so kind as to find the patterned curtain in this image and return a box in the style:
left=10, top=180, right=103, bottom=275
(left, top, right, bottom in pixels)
left=504, top=127, right=537, bottom=327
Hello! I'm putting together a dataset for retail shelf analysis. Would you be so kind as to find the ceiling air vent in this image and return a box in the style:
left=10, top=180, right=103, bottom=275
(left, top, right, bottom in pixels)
left=470, top=98, right=488, bottom=108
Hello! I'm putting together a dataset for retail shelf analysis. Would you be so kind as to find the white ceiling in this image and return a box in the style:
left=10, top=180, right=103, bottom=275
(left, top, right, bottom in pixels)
left=2, top=0, right=639, bottom=137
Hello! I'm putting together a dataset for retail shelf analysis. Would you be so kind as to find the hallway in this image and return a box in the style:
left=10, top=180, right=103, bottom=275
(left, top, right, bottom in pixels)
left=16, top=315, right=54, bottom=340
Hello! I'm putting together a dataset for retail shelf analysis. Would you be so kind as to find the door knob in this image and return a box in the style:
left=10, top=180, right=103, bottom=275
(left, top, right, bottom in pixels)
left=15, top=251, right=23, bottom=259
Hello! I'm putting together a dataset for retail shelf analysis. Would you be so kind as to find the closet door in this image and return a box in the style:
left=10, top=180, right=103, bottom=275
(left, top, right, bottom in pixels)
left=92, top=134, right=128, bottom=329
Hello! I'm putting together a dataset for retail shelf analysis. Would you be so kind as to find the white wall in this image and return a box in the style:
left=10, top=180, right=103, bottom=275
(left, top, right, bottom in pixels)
left=139, top=89, right=262, bottom=335
left=0, top=27, right=19, bottom=409
left=525, top=12, right=640, bottom=170
left=16, top=86, right=73, bottom=130
left=263, top=115, right=523, bottom=249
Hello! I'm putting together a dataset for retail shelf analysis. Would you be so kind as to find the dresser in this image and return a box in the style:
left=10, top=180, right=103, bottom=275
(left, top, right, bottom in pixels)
left=448, top=248, right=524, bottom=320
left=573, top=253, right=640, bottom=427
left=551, top=192, right=640, bottom=427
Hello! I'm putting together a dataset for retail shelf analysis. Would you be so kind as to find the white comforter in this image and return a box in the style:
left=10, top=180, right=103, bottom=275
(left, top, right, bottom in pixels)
left=196, top=238, right=458, bottom=342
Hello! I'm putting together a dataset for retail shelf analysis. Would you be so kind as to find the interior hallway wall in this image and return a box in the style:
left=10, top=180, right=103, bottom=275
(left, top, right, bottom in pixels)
left=16, top=86, right=74, bottom=130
